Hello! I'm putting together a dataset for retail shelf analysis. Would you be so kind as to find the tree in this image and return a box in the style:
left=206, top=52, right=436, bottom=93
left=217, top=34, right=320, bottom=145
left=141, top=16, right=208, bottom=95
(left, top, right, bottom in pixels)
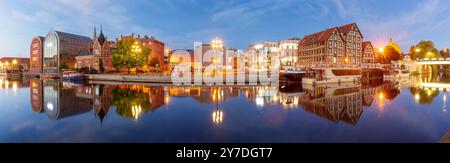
left=440, top=48, right=450, bottom=58
left=409, top=45, right=417, bottom=59
left=378, top=45, right=402, bottom=64
left=59, top=62, right=69, bottom=70
left=148, top=57, right=161, bottom=72
left=413, top=40, right=441, bottom=59
left=112, top=38, right=150, bottom=74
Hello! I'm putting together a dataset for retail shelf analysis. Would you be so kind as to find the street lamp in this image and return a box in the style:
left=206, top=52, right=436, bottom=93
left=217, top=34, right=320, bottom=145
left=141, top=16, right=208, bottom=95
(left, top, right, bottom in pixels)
left=132, top=41, right=142, bottom=53
left=378, top=47, right=385, bottom=53
left=211, top=37, right=223, bottom=51
left=415, top=48, right=421, bottom=53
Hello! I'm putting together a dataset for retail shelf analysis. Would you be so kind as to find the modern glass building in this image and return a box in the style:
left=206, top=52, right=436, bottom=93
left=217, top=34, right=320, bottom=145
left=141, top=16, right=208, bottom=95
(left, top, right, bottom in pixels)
left=43, top=31, right=93, bottom=73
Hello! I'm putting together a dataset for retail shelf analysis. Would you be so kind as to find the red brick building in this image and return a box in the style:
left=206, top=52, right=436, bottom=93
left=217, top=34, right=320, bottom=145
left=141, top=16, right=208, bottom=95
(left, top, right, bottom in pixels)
left=30, top=36, right=45, bottom=73
left=75, top=27, right=114, bottom=72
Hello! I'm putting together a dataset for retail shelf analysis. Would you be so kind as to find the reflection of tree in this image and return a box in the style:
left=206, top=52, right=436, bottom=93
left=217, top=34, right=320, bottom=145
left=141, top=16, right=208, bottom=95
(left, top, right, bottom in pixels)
left=382, top=86, right=400, bottom=100
left=112, top=88, right=151, bottom=120
left=409, top=87, right=440, bottom=104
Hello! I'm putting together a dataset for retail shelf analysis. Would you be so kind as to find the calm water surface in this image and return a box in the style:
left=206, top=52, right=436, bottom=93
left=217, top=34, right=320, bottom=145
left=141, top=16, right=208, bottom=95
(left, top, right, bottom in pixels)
left=1, top=76, right=450, bottom=143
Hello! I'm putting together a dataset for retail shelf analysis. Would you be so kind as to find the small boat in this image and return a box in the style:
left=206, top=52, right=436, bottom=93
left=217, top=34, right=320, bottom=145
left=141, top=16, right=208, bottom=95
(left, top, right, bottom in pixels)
left=384, top=69, right=410, bottom=79
left=61, top=70, right=84, bottom=81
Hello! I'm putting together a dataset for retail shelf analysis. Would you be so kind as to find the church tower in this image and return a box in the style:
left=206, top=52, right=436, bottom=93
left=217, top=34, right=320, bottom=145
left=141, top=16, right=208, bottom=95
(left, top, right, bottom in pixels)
left=93, top=26, right=97, bottom=41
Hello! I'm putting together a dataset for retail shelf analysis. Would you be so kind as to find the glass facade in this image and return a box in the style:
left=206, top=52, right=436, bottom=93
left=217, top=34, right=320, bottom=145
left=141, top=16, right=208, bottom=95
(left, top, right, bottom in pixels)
left=43, top=31, right=93, bottom=73
left=43, top=32, right=59, bottom=73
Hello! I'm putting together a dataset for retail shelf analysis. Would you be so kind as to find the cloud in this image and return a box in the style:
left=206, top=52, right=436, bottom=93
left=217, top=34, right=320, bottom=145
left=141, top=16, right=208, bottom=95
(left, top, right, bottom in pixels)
left=332, top=0, right=450, bottom=51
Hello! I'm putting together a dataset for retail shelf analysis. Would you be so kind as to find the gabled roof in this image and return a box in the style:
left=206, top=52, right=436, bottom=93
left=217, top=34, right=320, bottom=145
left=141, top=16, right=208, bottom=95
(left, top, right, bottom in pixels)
left=362, top=41, right=374, bottom=54
left=362, top=41, right=373, bottom=49
left=300, top=27, right=340, bottom=45
left=77, top=49, right=93, bottom=56
left=337, top=23, right=363, bottom=38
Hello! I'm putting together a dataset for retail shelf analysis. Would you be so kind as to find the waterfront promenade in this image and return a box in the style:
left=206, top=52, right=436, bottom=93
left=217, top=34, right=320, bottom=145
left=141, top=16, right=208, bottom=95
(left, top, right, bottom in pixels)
left=86, top=73, right=172, bottom=83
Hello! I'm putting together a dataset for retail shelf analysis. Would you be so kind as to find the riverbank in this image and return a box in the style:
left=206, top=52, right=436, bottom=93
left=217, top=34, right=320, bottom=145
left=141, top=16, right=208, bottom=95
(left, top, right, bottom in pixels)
left=85, top=73, right=172, bottom=83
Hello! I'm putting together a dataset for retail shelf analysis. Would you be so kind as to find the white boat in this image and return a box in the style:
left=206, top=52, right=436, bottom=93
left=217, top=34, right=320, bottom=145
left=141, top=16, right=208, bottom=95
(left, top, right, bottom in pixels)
left=302, top=68, right=361, bottom=85
left=384, top=69, right=410, bottom=79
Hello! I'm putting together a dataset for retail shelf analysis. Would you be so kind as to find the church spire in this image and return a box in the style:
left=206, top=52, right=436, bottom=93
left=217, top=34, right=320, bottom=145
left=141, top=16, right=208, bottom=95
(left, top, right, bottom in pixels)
left=93, top=26, right=97, bottom=41
left=389, top=36, right=393, bottom=43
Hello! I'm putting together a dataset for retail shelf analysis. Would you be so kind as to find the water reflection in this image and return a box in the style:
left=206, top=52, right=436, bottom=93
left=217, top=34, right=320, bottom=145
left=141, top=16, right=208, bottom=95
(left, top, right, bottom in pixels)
left=4, top=78, right=398, bottom=126
left=3, top=75, right=450, bottom=142
left=2, top=75, right=446, bottom=125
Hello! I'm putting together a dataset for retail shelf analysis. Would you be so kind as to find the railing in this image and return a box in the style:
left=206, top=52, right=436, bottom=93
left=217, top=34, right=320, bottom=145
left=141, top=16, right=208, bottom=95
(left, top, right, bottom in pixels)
left=417, top=58, right=450, bottom=62
left=309, top=63, right=389, bottom=69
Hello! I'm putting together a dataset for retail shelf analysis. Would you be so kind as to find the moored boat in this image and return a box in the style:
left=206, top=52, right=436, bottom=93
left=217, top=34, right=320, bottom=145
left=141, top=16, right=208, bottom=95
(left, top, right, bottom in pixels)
left=302, top=67, right=361, bottom=85
left=61, top=70, right=84, bottom=81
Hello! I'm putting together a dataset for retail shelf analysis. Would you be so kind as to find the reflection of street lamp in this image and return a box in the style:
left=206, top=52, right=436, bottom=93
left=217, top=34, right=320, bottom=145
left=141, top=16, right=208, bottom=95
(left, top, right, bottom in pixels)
left=212, top=109, right=223, bottom=125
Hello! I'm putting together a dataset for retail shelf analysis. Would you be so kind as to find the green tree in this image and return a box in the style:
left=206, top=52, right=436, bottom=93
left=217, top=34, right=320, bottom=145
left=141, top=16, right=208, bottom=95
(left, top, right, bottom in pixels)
left=148, top=57, right=161, bottom=72
left=413, top=40, right=441, bottom=59
left=409, top=45, right=417, bottom=60
left=59, top=62, right=69, bottom=70
left=111, top=87, right=151, bottom=120
left=112, top=38, right=150, bottom=74
left=379, top=45, right=402, bottom=64
left=440, top=48, right=450, bottom=58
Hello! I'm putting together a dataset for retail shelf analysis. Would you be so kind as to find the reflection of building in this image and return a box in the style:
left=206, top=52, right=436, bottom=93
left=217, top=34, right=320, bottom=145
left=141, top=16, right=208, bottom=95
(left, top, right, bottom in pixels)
left=43, top=31, right=93, bottom=73
left=42, top=80, right=92, bottom=120
left=75, top=84, right=114, bottom=124
left=30, top=36, right=45, bottom=73
left=298, top=23, right=365, bottom=67
left=168, top=86, right=239, bottom=104
left=298, top=85, right=376, bottom=125
left=75, top=27, right=114, bottom=72
left=30, top=78, right=44, bottom=113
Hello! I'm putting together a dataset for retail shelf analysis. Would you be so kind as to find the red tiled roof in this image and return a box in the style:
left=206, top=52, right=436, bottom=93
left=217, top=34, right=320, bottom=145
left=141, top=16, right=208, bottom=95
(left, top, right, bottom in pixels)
left=338, top=23, right=363, bottom=38
left=301, top=27, right=338, bottom=45
left=337, top=23, right=355, bottom=35
left=362, top=41, right=374, bottom=54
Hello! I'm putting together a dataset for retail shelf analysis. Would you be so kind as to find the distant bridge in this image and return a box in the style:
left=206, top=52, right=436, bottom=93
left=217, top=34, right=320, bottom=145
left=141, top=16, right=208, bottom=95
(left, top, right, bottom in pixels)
left=417, top=58, right=450, bottom=65
left=419, top=82, right=450, bottom=91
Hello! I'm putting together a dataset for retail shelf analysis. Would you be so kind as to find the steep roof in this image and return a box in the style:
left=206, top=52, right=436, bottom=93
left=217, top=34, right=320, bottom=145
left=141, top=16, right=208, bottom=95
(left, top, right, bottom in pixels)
left=362, top=41, right=374, bottom=54
left=337, top=23, right=363, bottom=38
left=97, top=30, right=106, bottom=46
left=77, top=49, right=93, bottom=56
left=301, top=27, right=339, bottom=44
